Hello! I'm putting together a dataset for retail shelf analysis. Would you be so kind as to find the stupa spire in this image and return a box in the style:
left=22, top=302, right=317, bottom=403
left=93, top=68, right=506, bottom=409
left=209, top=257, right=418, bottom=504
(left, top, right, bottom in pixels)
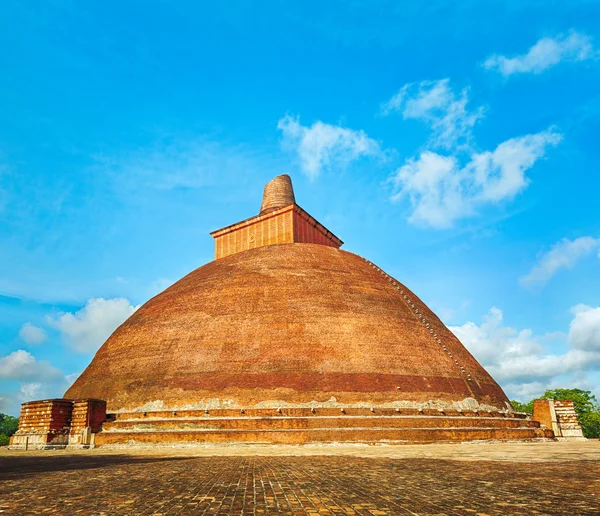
left=210, top=173, right=342, bottom=259
left=259, top=174, right=296, bottom=215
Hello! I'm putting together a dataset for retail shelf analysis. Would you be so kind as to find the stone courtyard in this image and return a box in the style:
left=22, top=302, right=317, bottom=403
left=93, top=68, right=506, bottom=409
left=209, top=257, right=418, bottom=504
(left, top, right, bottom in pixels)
left=1, top=441, right=599, bottom=515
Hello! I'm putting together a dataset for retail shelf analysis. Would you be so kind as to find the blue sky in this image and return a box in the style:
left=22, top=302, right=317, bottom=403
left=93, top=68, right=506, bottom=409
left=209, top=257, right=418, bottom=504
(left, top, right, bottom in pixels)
left=1, top=1, right=600, bottom=415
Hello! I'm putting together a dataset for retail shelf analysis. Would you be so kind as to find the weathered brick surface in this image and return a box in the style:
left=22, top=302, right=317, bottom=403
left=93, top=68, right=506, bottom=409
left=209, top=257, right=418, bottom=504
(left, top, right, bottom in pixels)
left=9, top=399, right=73, bottom=450
left=95, top=410, right=552, bottom=446
left=68, top=399, right=107, bottom=447
left=533, top=399, right=584, bottom=439
left=553, top=400, right=584, bottom=438
left=259, top=174, right=296, bottom=215
left=211, top=205, right=342, bottom=259
left=1, top=455, right=598, bottom=514
left=65, top=244, right=510, bottom=413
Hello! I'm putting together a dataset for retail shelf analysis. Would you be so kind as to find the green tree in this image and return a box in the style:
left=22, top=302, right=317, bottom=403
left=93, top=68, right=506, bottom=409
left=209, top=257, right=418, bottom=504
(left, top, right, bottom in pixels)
left=510, top=399, right=533, bottom=414
left=579, top=412, right=600, bottom=439
left=541, top=389, right=598, bottom=417
left=0, top=413, right=19, bottom=446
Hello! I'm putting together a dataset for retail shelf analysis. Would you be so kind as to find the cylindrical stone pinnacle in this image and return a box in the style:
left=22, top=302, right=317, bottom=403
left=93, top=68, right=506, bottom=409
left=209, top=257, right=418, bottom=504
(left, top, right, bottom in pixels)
left=260, top=174, right=296, bottom=215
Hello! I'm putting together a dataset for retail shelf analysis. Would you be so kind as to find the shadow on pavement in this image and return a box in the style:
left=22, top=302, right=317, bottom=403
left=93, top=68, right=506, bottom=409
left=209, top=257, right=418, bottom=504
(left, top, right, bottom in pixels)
left=0, top=453, right=191, bottom=478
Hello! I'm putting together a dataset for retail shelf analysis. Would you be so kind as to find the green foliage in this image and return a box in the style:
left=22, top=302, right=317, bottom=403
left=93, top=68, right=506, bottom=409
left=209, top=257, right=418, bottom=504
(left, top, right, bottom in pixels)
left=579, top=412, right=600, bottom=439
left=0, top=413, right=19, bottom=445
left=540, top=388, right=598, bottom=419
left=510, top=399, right=533, bottom=414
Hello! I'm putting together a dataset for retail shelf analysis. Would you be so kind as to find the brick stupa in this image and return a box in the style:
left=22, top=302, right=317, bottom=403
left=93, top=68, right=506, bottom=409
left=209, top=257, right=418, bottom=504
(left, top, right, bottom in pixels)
left=11, top=175, right=556, bottom=448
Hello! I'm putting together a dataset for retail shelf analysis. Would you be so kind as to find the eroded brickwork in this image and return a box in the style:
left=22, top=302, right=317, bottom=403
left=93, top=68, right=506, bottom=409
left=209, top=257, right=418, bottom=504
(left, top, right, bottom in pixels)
left=259, top=174, right=295, bottom=215
left=554, top=400, right=585, bottom=438
left=9, top=399, right=73, bottom=450
left=9, top=398, right=107, bottom=450
left=532, top=399, right=584, bottom=439
left=68, top=399, right=107, bottom=448
left=94, top=407, right=552, bottom=446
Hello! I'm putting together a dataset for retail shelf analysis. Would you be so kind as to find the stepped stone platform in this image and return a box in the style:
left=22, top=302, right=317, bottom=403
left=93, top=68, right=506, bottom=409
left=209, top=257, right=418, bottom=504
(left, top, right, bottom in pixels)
left=94, top=407, right=552, bottom=447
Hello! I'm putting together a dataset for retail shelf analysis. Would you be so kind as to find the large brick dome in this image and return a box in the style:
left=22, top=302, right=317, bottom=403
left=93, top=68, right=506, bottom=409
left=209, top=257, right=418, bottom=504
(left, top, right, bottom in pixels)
left=13, top=175, right=555, bottom=449
left=65, top=243, right=510, bottom=412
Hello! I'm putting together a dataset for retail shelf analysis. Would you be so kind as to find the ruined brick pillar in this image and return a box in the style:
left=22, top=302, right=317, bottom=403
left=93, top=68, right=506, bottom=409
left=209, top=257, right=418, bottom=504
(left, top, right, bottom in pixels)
left=67, top=399, right=107, bottom=448
left=532, top=399, right=585, bottom=439
left=9, top=399, right=73, bottom=450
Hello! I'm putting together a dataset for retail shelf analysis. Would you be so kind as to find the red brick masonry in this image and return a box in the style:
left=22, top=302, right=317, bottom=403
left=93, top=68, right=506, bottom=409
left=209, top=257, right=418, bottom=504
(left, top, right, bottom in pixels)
left=9, top=398, right=106, bottom=450
left=533, top=399, right=584, bottom=439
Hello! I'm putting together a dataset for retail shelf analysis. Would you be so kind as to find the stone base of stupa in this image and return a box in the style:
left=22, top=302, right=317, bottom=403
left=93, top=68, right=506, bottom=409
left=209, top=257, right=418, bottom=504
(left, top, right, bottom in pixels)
left=93, top=407, right=553, bottom=447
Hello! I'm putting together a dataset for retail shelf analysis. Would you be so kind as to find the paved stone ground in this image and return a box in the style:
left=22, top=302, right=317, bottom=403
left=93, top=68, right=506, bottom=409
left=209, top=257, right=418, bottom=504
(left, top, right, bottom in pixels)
left=1, top=446, right=600, bottom=516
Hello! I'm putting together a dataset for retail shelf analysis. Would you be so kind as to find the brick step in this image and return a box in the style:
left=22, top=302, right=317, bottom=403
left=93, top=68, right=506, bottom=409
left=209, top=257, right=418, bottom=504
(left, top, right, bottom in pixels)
left=94, top=426, right=552, bottom=446
left=102, top=416, right=541, bottom=433
left=111, top=407, right=526, bottom=421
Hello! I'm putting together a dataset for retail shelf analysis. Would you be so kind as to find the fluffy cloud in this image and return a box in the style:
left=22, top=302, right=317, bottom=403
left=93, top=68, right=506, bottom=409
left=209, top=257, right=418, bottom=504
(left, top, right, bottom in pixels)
left=277, top=115, right=381, bottom=179
left=569, top=305, right=600, bottom=351
left=450, top=306, right=600, bottom=400
left=19, top=382, right=44, bottom=400
left=0, top=350, right=74, bottom=414
left=390, top=129, right=562, bottom=228
left=18, top=322, right=47, bottom=344
left=47, top=297, right=139, bottom=353
left=381, top=79, right=483, bottom=149
left=0, top=349, right=64, bottom=382
left=520, top=237, right=600, bottom=288
left=484, top=32, right=596, bottom=77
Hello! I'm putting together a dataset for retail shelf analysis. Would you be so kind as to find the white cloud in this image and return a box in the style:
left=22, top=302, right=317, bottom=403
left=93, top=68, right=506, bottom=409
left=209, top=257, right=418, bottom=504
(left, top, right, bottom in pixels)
left=18, top=322, right=47, bottom=344
left=390, top=129, right=562, bottom=228
left=569, top=305, right=600, bottom=351
left=0, top=349, right=64, bottom=381
left=484, top=32, right=597, bottom=76
left=381, top=79, right=483, bottom=149
left=450, top=306, right=600, bottom=400
left=277, top=115, right=381, bottom=179
left=520, top=237, right=600, bottom=288
left=19, top=382, right=43, bottom=400
left=0, top=350, right=75, bottom=414
left=47, top=297, right=139, bottom=353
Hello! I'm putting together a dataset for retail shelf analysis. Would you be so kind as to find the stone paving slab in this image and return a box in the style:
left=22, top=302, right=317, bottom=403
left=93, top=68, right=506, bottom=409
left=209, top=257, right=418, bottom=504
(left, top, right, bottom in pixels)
left=4, top=439, right=600, bottom=462
left=1, top=443, right=600, bottom=515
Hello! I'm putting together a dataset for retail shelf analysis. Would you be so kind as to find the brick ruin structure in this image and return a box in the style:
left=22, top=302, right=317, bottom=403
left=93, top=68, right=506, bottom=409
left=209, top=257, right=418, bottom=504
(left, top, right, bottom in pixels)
left=532, top=399, right=585, bottom=439
left=9, top=399, right=106, bottom=450
left=10, top=175, right=584, bottom=448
